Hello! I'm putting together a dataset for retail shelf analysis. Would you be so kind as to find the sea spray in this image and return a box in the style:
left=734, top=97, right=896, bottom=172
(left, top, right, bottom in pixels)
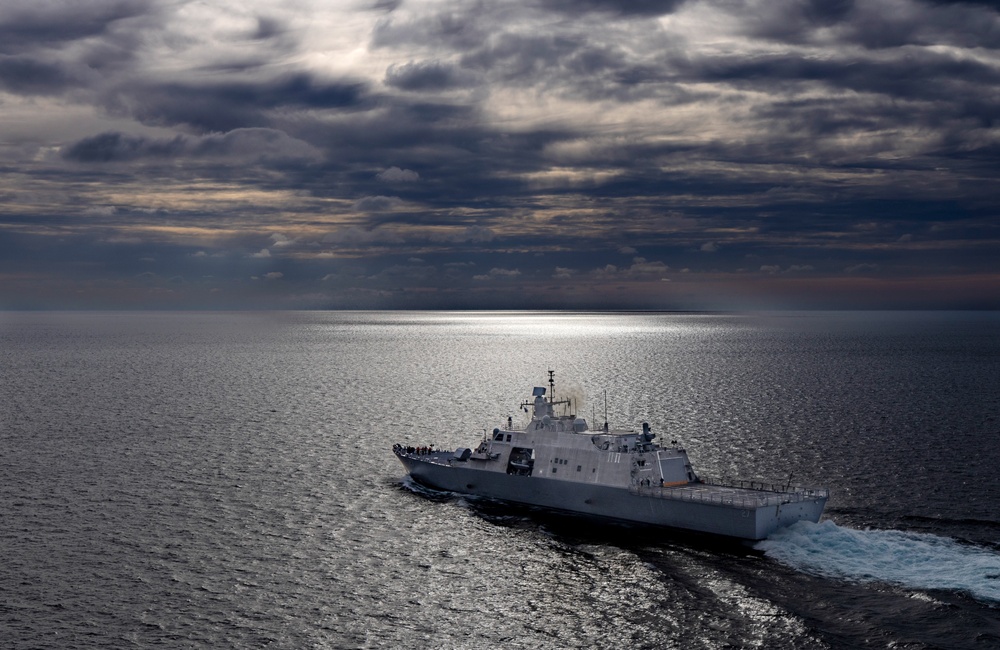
left=757, top=520, right=1000, bottom=603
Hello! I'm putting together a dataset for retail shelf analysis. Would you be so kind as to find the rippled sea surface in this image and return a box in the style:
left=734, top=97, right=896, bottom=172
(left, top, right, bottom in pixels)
left=2, top=310, right=999, bottom=649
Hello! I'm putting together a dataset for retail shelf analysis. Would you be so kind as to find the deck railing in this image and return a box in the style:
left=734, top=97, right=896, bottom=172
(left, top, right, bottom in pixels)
left=629, top=477, right=829, bottom=509
left=702, top=476, right=830, bottom=497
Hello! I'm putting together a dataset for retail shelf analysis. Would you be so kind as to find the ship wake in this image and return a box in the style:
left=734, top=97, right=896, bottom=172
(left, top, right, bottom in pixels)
left=756, top=520, right=1000, bottom=603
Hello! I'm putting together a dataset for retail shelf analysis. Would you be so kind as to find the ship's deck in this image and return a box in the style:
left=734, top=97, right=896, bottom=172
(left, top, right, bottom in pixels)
left=630, top=479, right=829, bottom=509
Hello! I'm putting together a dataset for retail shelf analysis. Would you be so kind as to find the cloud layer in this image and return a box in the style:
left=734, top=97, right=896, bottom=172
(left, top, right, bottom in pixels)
left=1, top=0, right=998, bottom=309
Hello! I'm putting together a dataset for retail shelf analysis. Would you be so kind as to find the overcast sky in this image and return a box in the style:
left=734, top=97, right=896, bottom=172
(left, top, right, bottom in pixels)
left=1, top=0, right=998, bottom=309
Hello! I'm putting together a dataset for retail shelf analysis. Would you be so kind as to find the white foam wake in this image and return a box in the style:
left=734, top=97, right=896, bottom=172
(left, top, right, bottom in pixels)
left=756, top=520, right=1000, bottom=603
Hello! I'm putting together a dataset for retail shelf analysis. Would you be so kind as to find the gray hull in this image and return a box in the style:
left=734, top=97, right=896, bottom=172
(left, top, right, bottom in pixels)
left=398, top=452, right=826, bottom=541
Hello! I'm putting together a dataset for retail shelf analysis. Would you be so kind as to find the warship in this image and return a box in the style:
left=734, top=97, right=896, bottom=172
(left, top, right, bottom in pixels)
left=394, top=371, right=828, bottom=541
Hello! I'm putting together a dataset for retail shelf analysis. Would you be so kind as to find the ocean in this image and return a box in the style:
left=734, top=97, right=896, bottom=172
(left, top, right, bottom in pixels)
left=1, top=310, right=998, bottom=649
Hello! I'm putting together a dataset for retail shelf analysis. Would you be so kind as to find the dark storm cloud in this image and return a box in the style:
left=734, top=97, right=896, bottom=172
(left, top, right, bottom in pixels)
left=681, top=49, right=1000, bottom=120
left=743, top=51, right=991, bottom=92
left=0, top=56, right=79, bottom=94
left=63, top=132, right=185, bottom=162
left=734, top=0, right=1000, bottom=49
left=536, top=0, right=689, bottom=17
left=62, top=129, right=322, bottom=165
left=111, top=74, right=370, bottom=132
left=270, top=97, right=578, bottom=201
left=734, top=0, right=855, bottom=44
left=845, top=1, right=1000, bottom=50
left=799, top=0, right=855, bottom=24
left=0, top=0, right=152, bottom=53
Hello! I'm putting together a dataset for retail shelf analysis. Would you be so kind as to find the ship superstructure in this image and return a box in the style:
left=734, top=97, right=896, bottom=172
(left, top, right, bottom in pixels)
left=394, top=371, right=828, bottom=541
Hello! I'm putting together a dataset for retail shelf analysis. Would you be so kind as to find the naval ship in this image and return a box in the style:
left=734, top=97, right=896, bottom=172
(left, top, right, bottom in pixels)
left=394, top=372, right=828, bottom=541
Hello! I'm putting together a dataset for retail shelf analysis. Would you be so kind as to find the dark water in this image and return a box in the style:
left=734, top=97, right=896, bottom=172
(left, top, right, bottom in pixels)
left=2, top=311, right=999, bottom=649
